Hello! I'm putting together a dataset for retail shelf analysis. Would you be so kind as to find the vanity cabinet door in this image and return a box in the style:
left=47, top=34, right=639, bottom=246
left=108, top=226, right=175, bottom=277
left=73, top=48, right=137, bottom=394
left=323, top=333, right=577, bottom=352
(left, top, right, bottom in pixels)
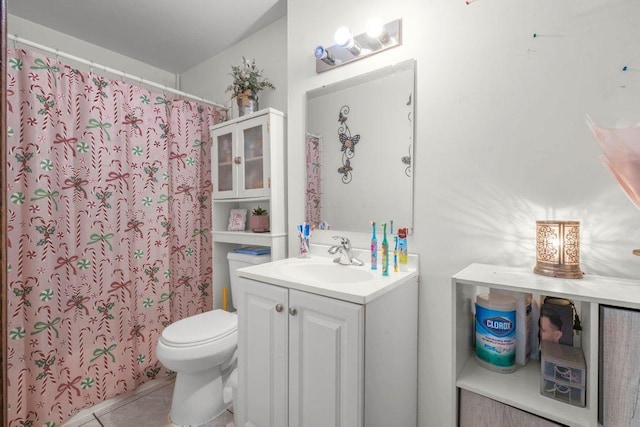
left=288, top=289, right=364, bottom=427
left=600, top=306, right=640, bottom=426
left=236, top=278, right=288, bottom=427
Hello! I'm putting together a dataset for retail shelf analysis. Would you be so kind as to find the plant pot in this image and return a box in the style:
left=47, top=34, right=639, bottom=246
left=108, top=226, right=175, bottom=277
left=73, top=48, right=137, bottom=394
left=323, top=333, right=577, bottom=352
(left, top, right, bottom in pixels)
left=237, top=91, right=259, bottom=116
left=250, top=215, right=269, bottom=233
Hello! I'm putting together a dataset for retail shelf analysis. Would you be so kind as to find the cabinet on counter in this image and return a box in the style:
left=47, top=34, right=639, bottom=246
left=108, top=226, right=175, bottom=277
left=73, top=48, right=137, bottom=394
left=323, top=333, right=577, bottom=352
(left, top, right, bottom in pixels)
left=452, top=263, right=640, bottom=427
left=235, top=271, right=418, bottom=427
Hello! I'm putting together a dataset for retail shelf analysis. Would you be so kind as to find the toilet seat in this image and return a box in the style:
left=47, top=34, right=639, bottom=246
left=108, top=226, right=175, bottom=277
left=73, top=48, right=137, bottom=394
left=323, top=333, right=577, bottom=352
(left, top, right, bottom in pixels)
left=161, top=309, right=237, bottom=348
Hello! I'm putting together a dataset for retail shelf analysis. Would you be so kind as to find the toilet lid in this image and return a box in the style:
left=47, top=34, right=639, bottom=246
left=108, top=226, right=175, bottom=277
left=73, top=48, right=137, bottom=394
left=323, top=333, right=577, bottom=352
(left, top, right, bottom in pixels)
left=161, top=310, right=237, bottom=346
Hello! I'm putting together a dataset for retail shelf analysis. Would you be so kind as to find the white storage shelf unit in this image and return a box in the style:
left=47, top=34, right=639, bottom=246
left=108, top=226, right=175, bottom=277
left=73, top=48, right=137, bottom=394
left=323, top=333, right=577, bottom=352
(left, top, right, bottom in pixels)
left=209, top=108, right=287, bottom=310
left=452, top=263, right=640, bottom=427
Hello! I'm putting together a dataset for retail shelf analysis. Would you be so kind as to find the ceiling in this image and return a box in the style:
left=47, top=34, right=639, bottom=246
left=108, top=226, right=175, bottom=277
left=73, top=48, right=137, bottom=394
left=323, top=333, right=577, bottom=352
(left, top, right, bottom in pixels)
left=8, top=0, right=287, bottom=74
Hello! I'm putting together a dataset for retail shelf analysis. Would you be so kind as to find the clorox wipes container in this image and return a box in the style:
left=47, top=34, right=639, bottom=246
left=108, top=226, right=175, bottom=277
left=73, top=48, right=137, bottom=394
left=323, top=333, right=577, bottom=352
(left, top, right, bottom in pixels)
left=475, top=293, right=516, bottom=373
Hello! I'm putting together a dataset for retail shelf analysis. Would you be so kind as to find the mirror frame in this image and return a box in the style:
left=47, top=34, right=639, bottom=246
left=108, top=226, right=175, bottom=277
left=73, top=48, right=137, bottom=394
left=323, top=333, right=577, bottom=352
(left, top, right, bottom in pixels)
left=305, top=59, right=416, bottom=234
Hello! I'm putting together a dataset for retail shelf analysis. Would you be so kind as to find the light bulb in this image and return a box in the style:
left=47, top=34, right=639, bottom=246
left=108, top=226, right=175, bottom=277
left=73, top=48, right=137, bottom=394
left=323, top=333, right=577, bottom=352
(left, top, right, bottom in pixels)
left=334, top=27, right=353, bottom=47
left=334, top=26, right=361, bottom=56
left=366, top=19, right=384, bottom=38
left=314, top=45, right=336, bottom=66
left=366, top=19, right=390, bottom=45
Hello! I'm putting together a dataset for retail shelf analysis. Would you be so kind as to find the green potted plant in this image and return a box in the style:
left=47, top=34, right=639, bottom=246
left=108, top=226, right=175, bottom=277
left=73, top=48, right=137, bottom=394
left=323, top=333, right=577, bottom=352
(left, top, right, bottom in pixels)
left=250, top=206, right=269, bottom=233
left=225, top=57, right=275, bottom=116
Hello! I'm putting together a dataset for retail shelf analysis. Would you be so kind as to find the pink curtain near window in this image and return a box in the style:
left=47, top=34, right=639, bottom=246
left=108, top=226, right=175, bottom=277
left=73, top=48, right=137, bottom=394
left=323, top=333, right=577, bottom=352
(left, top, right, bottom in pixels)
left=5, top=48, right=227, bottom=425
left=305, top=133, right=322, bottom=228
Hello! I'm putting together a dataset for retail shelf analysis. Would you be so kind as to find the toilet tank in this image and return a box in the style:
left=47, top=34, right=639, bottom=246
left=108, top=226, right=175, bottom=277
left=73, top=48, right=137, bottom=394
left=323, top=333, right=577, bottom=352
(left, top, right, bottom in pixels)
left=227, top=250, right=271, bottom=310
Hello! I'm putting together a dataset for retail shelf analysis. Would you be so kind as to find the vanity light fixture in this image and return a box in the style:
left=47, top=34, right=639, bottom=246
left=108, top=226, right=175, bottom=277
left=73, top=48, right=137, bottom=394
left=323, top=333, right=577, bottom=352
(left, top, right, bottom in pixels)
left=315, top=18, right=402, bottom=73
left=534, top=220, right=584, bottom=279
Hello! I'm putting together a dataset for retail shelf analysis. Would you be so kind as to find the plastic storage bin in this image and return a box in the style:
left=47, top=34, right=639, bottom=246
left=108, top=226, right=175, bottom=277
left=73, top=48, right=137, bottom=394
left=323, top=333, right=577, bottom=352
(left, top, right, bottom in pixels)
left=540, top=341, right=586, bottom=407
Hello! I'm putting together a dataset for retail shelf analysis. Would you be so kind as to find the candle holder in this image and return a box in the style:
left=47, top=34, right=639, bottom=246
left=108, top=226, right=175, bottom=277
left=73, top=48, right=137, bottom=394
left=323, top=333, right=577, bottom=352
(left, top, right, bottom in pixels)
left=534, top=220, right=584, bottom=279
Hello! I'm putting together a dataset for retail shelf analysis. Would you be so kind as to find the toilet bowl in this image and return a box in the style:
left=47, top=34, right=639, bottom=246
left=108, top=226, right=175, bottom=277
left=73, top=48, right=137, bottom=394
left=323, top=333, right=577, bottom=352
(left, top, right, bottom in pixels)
left=156, top=249, right=271, bottom=426
left=157, top=309, right=237, bottom=426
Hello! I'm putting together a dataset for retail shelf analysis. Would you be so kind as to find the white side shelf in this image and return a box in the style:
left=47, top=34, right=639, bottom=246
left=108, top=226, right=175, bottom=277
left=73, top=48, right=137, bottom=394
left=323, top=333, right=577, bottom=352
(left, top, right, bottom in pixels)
left=212, top=230, right=287, bottom=245
left=452, top=263, right=640, bottom=427
left=457, top=358, right=589, bottom=426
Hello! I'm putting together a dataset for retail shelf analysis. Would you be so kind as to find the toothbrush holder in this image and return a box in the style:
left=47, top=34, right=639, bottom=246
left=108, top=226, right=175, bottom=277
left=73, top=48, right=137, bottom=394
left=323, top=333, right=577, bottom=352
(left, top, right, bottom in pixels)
left=299, top=235, right=311, bottom=258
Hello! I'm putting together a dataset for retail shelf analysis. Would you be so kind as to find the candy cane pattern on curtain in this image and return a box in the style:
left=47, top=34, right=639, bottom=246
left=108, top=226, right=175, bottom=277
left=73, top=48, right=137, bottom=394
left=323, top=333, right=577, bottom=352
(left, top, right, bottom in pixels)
left=305, top=133, right=323, bottom=228
left=5, top=48, right=227, bottom=426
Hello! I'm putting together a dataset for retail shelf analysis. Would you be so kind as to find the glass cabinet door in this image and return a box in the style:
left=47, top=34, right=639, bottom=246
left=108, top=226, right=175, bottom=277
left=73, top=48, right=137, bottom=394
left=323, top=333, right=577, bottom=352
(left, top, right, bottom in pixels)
left=212, top=129, right=235, bottom=198
left=237, top=115, right=270, bottom=198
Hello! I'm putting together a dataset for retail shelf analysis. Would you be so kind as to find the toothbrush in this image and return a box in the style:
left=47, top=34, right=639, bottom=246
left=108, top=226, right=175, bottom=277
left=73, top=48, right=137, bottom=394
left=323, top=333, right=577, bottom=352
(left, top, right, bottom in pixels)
left=381, top=222, right=389, bottom=276
left=393, top=235, right=399, bottom=273
left=370, top=220, right=377, bottom=270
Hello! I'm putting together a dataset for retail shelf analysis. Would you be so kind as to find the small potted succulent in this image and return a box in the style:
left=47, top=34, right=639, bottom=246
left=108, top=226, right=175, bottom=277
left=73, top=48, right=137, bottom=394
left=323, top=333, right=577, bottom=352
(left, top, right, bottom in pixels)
left=250, top=206, right=269, bottom=233
left=225, top=57, right=275, bottom=116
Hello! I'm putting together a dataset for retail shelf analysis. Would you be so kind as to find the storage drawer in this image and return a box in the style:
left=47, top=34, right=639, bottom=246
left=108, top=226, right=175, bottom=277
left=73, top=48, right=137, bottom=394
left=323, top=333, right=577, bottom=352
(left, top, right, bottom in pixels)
left=541, top=358, right=585, bottom=387
left=540, top=378, right=586, bottom=407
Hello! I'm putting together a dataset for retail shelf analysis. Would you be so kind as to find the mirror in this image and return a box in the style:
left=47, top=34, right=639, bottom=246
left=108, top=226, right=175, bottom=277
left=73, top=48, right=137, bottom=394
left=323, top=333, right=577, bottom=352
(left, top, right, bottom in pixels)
left=305, top=59, right=415, bottom=233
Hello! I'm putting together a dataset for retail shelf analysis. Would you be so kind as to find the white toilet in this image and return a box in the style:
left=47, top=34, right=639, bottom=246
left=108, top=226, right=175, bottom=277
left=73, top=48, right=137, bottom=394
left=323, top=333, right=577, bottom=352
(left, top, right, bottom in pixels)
left=156, top=250, right=271, bottom=426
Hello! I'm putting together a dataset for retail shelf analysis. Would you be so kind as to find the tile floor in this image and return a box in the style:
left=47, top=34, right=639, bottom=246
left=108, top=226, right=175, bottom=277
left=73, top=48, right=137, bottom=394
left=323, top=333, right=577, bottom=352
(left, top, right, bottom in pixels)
left=70, top=380, right=235, bottom=427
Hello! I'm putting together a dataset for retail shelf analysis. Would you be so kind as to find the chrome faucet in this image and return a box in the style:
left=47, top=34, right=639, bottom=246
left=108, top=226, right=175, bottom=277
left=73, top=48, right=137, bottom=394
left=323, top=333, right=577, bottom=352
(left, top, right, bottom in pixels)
left=328, top=236, right=365, bottom=266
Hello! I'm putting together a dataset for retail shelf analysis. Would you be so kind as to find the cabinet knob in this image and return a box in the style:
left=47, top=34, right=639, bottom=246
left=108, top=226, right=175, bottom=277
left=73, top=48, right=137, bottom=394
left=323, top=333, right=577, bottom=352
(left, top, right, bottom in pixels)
left=275, top=303, right=283, bottom=313
left=289, top=307, right=298, bottom=316
left=234, top=156, right=242, bottom=164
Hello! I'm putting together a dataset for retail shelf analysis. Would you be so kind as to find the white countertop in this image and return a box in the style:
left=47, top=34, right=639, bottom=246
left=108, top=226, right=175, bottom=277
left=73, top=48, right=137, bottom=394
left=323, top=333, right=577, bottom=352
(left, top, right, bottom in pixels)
left=236, top=245, right=419, bottom=304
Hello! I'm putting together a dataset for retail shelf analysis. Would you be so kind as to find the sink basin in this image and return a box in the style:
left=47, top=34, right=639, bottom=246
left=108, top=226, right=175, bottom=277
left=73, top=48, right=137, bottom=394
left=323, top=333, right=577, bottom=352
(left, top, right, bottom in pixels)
left=279, top=260, right=374, bottom=284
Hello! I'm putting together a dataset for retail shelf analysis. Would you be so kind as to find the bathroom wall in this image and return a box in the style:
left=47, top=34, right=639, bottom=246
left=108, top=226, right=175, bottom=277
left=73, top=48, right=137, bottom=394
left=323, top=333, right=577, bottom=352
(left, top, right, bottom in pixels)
left=8, top=15, right=176, bottom=87
left=180, top=17, right=287, bottom=119
left=285, top=1, right=640, bottom=425
left=8, top=2, right=640, bottom=425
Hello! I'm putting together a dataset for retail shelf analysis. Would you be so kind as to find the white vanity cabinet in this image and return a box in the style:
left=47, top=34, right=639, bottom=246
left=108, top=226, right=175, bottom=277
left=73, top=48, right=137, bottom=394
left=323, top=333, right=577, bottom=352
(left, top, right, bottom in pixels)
left=452, top=263, right=640, bottom=427
left=234, top=261, right=418, bottom=427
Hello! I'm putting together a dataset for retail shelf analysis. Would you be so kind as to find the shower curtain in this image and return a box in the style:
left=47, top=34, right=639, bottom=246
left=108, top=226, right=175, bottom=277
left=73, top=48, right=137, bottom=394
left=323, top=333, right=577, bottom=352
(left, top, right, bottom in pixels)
left=305, top=133, right=322, bottom=227
left=5, top=48, right=226, bottom=426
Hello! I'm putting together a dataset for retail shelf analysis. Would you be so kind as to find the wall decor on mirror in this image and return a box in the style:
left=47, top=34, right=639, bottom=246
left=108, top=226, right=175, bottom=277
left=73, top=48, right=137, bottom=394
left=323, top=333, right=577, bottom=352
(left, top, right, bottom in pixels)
left=403, top=94, right=413, bottom=177
left=228, top=208, right=247, bottom=231
left=337, top=105, right=360, bottom=184
left=306, top=59, right=415, bottom=232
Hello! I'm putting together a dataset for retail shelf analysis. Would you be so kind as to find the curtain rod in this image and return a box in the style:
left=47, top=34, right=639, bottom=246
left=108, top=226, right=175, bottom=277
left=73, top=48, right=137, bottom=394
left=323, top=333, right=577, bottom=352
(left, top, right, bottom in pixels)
left=8, top=34, right=227, bottom=109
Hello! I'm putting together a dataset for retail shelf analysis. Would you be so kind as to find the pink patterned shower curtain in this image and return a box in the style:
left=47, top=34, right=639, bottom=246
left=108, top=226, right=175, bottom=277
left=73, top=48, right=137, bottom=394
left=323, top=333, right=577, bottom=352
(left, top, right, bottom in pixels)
left=305, top=133, right=322, bottom=227
left=5, top=48, right=226, bottom=426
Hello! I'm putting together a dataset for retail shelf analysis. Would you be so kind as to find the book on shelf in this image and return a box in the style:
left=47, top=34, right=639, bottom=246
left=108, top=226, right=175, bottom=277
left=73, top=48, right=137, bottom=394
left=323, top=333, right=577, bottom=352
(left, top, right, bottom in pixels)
left=233, top=246, right=271, bottom=255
